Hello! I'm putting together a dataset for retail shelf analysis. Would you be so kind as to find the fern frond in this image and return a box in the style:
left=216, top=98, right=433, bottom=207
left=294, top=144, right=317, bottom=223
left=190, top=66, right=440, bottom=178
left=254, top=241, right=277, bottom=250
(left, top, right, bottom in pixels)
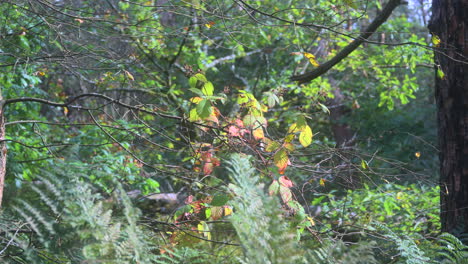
left=227, top=153, right=304, bottom=264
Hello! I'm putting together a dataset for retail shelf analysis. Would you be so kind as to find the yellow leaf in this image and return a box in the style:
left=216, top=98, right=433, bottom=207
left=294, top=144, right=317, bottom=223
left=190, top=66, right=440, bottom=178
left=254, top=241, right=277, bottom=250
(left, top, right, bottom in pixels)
left=319, top=178, right=325, bottom=186
left=361, top=159, right=368, bottom=170
left=415, top=151, right=421, bottom=159
left=190, top=97, right=203, bottom=104
left=124, top=70, right=134, bottom=81
left=223, top=206, right=233, bottom=216
left=299, top=125, right=313, bottom=147
left=205, top=21, right=215, bottom=28
left=307, top=216, right=315, bottom=226
left=396, top=192, right=404, bottom=200
left=303, top=52, right=319, bottom=67
left=253, top=127, right=264, bottom=140
left=431, top=35, right=441, bottom=47
left=284, top=134, right=295, bottom=143
left=63, top=107, right=69, bottom=116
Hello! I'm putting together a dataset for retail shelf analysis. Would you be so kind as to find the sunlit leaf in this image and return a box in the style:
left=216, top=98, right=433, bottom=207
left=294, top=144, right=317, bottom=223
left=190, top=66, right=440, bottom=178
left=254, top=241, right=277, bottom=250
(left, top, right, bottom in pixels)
left=205, top=21, right=215, bottom=28
left=437, top=67, right=445, bottom=79
left=189, top=108, right=200, bottom=122
left=223, top=206, right=233, bottom=216
left=253, top=127, right=264, bottom=140
left=202, top=81, right=214, bottom=96
left=303, top=52, right=319, bottom=67
left=299, top=125, right=313, bottom=147
left=415, top=151, right=421, bottom=159
left=431, top=35, right=441, bottom=47
left=190, top=97, right=203, bottom=104
left=361, top=159, right=368, bottom=170
left=319, top=178, right=326, bottom=186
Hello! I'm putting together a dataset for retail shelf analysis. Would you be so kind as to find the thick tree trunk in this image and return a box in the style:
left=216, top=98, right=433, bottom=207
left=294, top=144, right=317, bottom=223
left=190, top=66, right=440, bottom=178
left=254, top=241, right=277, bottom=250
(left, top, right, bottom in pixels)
left=428, top=0, right=468, bottom=234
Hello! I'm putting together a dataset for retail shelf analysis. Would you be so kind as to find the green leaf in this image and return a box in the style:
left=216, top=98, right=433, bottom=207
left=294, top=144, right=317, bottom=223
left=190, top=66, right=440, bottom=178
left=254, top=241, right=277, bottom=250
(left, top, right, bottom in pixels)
left=437, top=67, right=445, bottom=79
left=318, top=103, right=330, bottom=114
left=211, top=194, right=230, bottom=206
left=189, top=108, right=201, bottom=122
left=189, top=73, right=208, bottom=88
left=296, top=115, right=307, bottom=130
left=196, top=99, right=212, bottom=118
left=243, top=114, right=267, bottom=129
left=202, top=81, right=214, bottom=96
left=268, top=180, right=280, bottom=195
left=299, top=125, right=313, bottom=147
left=189, top=88, right=204, bottom=96
left=361, top=159, right=368, bottom=170
left=205, top=208, right=212, bottom=219
left=265, top=139, right=281, bottom=152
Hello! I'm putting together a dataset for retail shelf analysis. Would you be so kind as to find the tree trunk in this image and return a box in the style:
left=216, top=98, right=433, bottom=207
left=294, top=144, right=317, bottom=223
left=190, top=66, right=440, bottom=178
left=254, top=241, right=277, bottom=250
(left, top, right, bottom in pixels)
left=0, top=94, right=6, bottom=208
left=428, top=0, right=468, bottom=234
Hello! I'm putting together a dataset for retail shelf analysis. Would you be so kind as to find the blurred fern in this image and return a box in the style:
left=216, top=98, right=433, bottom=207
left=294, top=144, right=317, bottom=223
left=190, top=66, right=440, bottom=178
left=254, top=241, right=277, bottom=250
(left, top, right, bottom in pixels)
left=0, top=161, right=159, bottom=263
left=226, top=153, right=304, bottom=264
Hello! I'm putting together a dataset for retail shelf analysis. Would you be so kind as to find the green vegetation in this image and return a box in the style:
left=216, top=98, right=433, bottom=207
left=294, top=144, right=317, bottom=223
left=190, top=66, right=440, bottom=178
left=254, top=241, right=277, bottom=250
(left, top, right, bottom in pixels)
left=0, top=0, right=466, bottom=263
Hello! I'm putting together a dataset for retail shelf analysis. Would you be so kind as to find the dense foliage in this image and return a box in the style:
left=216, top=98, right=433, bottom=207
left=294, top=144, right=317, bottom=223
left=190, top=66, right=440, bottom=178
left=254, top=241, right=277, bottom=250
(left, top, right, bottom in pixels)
left=0, top=0, right=466, bottom=263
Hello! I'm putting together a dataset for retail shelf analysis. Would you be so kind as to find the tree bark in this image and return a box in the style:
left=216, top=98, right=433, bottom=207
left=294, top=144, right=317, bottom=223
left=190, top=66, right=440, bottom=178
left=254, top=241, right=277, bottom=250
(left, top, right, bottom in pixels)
left=428, top=0, right=468, bottom=234
left=0, top=95, right=5, bottom=208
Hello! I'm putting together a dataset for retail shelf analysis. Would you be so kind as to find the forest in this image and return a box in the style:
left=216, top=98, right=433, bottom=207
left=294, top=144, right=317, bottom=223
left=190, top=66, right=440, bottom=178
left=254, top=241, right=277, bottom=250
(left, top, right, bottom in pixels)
left=0, top=0, right=467, bottom=263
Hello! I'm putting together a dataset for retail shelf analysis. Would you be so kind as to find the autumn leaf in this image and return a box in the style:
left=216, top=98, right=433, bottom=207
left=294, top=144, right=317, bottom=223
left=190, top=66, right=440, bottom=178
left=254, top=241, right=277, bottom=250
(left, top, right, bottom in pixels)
left=319, top=178, right=326, bottom=186
left=303, top=52, right=319, bottom=67
left=205, top=21, right=215, bottom=28
left=210, top=206, right=224, bottom=220
left=264, top=138, right=280, bottom=152
left=190, top=97, right=203, bottom=104
left=299, top=125, right=313, bottom=147
left=274, top=149, right=289, bottom=174
left=279, top=176, right=293, bottom=188
left=223, top=206, right=233, bottom=216
left=253, top=127, right=264, bottom=140
left=124, top=70, right=134, bottom=81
